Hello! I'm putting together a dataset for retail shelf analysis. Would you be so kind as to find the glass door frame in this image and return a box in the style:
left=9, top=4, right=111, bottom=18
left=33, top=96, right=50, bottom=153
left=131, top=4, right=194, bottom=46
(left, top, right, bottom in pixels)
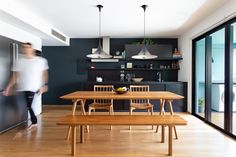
left=192, top=17, right=236, bottom=139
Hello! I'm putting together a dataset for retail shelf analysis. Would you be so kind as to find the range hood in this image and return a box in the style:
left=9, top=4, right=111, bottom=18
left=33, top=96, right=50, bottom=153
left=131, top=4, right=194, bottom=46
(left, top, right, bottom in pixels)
left=89, top=36, right=114, bottom=61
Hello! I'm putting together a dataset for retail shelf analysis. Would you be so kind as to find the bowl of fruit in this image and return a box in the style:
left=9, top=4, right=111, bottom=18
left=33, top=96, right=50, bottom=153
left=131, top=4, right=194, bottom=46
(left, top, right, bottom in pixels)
left=114, top=87, right=128, bottom=94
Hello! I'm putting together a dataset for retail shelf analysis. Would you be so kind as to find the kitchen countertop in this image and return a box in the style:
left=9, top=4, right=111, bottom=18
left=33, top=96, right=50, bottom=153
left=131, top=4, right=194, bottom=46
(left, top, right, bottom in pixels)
left=85, top=81, right=187, bottom=84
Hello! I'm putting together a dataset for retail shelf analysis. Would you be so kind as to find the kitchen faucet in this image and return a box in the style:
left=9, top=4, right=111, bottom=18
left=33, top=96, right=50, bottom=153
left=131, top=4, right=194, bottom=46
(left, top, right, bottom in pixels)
left=157, top=72, right=162, bottom=82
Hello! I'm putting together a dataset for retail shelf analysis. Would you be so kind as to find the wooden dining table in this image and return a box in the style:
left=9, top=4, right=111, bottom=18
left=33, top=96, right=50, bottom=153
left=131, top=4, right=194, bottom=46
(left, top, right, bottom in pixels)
left=60, top=91, right=184, bottom=116
left=60, top=91, right=184, bottom=139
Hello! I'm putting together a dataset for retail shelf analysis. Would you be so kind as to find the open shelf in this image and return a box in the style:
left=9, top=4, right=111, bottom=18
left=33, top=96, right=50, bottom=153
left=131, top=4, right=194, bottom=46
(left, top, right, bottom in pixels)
left=87, top=57, right=182, bottom=62
left=88, top=68, right=180, bottom=71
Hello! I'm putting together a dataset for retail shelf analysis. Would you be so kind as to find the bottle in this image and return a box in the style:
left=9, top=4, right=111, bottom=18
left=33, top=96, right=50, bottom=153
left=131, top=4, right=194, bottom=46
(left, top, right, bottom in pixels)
left=149, top=64, right=153, bottom=69
left=120, top=71, right=125, bottom=82
left=122, top=51, right=126, bottom=58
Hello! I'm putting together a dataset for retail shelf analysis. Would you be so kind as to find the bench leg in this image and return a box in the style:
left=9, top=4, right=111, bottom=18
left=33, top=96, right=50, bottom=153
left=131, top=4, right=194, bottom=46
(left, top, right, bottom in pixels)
left=71, top=126, right=77, bottom=156
left=168, top=125, right=173, bottom=156
left=80, top=125, right=84, bottom=143
left=161, top=125, right=165, bottom=143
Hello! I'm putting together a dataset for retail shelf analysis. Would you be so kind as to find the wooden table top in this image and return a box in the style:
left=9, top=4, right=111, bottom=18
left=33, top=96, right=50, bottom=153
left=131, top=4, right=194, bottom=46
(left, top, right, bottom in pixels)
left=57, top=115, right=187, bottom=126
left=60, top=91, right=184, bottom=100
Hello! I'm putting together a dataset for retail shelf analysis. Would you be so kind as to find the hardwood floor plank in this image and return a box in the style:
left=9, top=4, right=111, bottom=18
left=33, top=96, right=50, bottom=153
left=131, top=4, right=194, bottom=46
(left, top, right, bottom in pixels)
left=0, top=105, right=235, bottom=157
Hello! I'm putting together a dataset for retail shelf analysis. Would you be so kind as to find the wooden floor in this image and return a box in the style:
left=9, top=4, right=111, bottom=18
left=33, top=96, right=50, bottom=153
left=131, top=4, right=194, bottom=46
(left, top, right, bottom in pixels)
left=0, top=105, right=236, bottom=157
left=197, top=112, right=236, bottom=134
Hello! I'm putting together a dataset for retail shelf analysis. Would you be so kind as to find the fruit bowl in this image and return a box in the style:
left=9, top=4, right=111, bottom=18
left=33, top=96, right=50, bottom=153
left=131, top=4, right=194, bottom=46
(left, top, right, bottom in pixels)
left=114, top=87, right=128, bottom=94
left=132, top=77, right=143, bottom=82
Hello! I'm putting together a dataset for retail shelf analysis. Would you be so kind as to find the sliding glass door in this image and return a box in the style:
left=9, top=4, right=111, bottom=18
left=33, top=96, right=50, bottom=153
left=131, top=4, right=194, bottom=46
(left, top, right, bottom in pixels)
left=195, top=39, right=205, bottom=118
left=193, top=17, right=236, bottom=138
left=232, top=22, right=236, bottom=135
left=210, top=28, right=225, bottom=129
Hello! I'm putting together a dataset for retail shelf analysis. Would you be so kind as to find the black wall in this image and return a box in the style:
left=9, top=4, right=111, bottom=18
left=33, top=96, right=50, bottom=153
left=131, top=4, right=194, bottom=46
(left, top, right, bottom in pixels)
left=42, top=38, right=178, bottom=105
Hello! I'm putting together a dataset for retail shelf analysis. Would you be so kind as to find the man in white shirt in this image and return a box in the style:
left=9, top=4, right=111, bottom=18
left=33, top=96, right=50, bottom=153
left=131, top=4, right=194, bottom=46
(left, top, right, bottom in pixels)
left=3, top=42, right=49, bottom=129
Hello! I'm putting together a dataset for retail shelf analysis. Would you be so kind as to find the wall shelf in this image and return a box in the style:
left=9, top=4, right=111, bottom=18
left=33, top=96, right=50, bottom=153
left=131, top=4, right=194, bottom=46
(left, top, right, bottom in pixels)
left=87, top=56, right=181, bottom=82
left=88, top=68, right=180, bottom=71
left=86, top=57, right=182, bottom=62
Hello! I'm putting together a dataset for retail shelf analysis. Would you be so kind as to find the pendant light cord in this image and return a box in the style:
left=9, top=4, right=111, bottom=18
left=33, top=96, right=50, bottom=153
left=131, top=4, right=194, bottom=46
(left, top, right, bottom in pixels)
left=99, top=6, right=101, bottom=39
left=144, top=8, right=146, bottom=45
left=142, top=5, right=147, bottom=45
left=97, top=5, right=103, bottom=47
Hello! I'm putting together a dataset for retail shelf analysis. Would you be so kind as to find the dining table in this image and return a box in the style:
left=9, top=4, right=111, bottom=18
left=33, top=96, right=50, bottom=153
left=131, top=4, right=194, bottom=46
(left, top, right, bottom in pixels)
left=60, top=91, right=184, bottom=139
left=60, top=91, right=184, bottom=115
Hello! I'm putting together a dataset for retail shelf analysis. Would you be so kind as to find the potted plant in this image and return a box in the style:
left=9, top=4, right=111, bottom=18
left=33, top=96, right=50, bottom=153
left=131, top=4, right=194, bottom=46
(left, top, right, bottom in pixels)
left=198, top=97, right=205, bottom=113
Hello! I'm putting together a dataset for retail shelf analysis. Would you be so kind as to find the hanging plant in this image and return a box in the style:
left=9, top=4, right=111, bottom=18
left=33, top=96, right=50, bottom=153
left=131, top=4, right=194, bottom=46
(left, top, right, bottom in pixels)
left=132, top=38, right=155, bottom=45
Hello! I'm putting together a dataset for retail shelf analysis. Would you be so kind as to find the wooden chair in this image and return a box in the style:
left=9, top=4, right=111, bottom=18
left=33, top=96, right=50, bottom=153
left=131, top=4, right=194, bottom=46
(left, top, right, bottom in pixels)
left=129, top=85, right=154, bottom=130
left=88, top=85, right=114, bottom=130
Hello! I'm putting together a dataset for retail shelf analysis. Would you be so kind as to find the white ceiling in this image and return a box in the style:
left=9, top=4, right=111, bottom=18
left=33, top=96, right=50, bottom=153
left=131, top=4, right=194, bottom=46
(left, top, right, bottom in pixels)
left=16, top=0, right=227, bottom=38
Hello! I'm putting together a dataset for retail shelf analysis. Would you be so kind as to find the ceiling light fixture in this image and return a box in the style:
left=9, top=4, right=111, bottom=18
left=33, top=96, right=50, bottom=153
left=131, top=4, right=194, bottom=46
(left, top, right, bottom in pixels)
left=86, top=5, right=112, bottom=59
left=132, top=5, right=157, bottom=60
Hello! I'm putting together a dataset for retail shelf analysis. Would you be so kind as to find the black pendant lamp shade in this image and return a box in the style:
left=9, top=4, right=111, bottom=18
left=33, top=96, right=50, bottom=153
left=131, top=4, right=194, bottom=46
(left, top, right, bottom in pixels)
left=132, top=5, right=158, bottom=59
left=86, top=5, right=112, bottom=58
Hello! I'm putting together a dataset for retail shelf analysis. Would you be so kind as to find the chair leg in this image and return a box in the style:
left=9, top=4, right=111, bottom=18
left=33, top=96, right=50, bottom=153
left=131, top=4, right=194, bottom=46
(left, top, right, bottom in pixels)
left=88, top=107, right=92, bottom=115
left=109, top=106, right=112, bottom=130
left=129, top=107, right=133, bottom=130
left=151, top=107, right=154, bottom=130
left=93, top=108, right=96, bottom=115
left=112, top=105, right=114, bottom=115
left=87, top=107, right=93, bottom=132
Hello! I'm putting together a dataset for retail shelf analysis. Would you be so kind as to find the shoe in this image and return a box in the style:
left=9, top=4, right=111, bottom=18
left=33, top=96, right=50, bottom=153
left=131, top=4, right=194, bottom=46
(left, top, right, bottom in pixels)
left=27, top=124, right=38, bottom=130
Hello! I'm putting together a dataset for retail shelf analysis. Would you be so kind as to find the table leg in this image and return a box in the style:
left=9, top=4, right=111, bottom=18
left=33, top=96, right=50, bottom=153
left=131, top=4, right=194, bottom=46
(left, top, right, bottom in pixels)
left=168, top=100, right=178, bottom=139
left=71, top=126, right=77, bottom=156
left=156, top=99, right=165, bottom=133
left=161, top=125, right=165, bottom=143
left=168, top=125, right=173, bottom=156
left=159, top=99, right=165, bottom=115
left=80, top=125, right=84, bottom=143
left=80, top=99, right=89, bottom=133
left=80, top=99, right=86, bottom=115
left=67, top=99, right=80, bottom=140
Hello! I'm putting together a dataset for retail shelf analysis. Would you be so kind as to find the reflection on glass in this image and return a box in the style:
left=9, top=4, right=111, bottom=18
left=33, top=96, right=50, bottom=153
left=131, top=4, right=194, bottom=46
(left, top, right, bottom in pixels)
left=232, top=22, right=236, bottom=135
left=210, top=28, right=225, bottom=129
left=195, top=38, right=205, bottom=117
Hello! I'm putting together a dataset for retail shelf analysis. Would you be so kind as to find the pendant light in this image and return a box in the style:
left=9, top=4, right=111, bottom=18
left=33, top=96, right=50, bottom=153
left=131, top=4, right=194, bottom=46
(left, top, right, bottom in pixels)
left=132, top=5, right=157, bottom=60
left=86, top=5, right=112, bottom=58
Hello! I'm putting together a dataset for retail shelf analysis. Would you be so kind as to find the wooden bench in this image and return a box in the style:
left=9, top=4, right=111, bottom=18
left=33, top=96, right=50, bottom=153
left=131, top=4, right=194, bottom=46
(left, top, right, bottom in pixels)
left=57, top=115, right=187, bottom=156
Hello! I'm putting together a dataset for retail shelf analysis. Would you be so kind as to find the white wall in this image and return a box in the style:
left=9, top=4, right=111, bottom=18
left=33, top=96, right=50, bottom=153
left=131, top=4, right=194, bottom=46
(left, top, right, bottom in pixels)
left=0, top=20, right=42, bottom=50
left=178, top=0, right=236, bottom=112
left=0, top=0, right=69, bottom=46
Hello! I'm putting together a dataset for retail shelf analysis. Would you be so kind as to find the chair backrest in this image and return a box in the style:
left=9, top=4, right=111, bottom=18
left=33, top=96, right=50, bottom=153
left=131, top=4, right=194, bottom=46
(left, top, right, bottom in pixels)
left=130, top=85, right=150, bottom=104
left=93, top=85, right=114, bottom=104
